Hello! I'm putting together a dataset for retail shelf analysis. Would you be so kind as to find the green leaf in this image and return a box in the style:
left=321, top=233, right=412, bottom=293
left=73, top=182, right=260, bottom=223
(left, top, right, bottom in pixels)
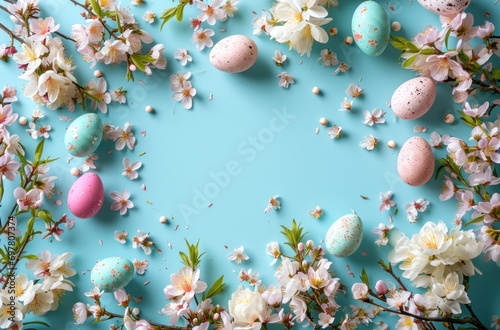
left=33, top=138, right=45, bottom=168
left=22, top=254, right=39, bottom=260
left=390, top=35, right=410, bottom=51
left=179, top=239, right=205, bottom=269
left=179, top=251, right=190, bottom=266
left=419, top=48, right=439, bottom=55
left=90, top=0, right=103, bottom=17
left=129, top=54, right=146, bottom=72
left=378, top=259, right=390, bottom=272
left=280, top=219, right=306, bottom=253
left=444, top=28, right=452, bottom=49
left=160, top=7, right=178, bottom=30
left=202, top=275, right=225, bottom=300
left=176, top=2, right=186, bottom=22
left=360, top=268, right=370, bottom=287
left=434, top=165, right=445, bottom=181
left=463, top=216, right=484, bottom=228
left=22, top=320, right=50, bottom=328
left=402, top=54, right=418, bottom=68
left=458, top=51, right=470, bottom=65
left=491, top=68, right=500, bottom=80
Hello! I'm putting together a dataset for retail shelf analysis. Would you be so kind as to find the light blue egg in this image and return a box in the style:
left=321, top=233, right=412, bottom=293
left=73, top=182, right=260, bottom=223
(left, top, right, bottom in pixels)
left=64, top=113, right=103, bottom=157
left=91, top=257, right=134, bottom=292
left=351, top=1, right=390, bottom=57
left=325, top=213, right=364, bottom=258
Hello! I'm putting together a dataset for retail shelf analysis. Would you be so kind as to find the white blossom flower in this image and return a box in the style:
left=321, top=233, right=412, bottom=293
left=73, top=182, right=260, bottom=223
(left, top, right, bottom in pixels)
left=272, top=50, right=287, bottom=66
left=346, top=83, right=362, bottom=97
left=277, top=72, right=294, bottom=89
left=0, top=154, right=20, bottom=181
left=108, top=122, right=136, bottom=150
left=431, top=272, right=470, bottom=314
left=379, top=191, right=396, bottom=212
left=110, top=190, right=134, bottom=215
left=164, top=266, right=207, bottom=301
left=0, top=104, right=18, bottom=126
left=351, top=282, right=368, bottom=300
left=95, top=39, right=129, bottom=64
left=143, top=10, right=155, bottom=23
left=327, top=125, right=342, bottom=139
left=110, top=88, right=127, bottom=103
left=133, top=259, right=149, bottom=275
left=172, top=81, right=196, bottom=110
left=132, top=230, right=154, bottom=255
left=81, top=153, right=98, bottom=172
left=196, top=0, right=225, bottom=25
left=363, top=108, right=385, bottom=126
left=491, top=315, right=500, bottom=329
left=318, top=49, right=338, bottom=66
left=308, top=205, right=323, bottom=219
left=174, top=49, right=192, bottom=66
left=87, top=77, right=111, bottom=113
left=266, top=242, right=280, bottom=265
left=228, top=286, right=270, bottom=328
left=72, top=302, right=89, bottom=324
left=372, top=223, right=394, bottom=246
left=227, top=246, right=249, bottom=264
left=27, top=122, right=51, bottom=139
left=264, top=195, right=280, bottom=213
left=192, top=28, right=214, bottom=51
left=122, top=157, right=142, bottom=180
left=14, top=187, right=43, bottom=211
left=359, top=134, right=378, bottom=151
left=252, top=10, right=272, bottom=35
left=114, top=230, right=128, bottom=244
left=223, top=0, right=238, bottom=17
left=387, top=290, right=411, bottom=310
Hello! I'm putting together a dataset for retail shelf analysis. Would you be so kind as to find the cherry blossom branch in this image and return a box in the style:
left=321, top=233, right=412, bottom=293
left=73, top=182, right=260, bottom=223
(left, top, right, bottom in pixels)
left=101, top=310, right=190, bottom=330
left=0, top=21, right=23, bottom=43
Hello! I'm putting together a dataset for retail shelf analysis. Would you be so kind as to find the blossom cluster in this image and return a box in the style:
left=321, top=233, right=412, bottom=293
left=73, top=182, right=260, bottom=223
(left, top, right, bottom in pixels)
left=71, top=0, right=166, bottom=79
left=392, top=12, right=500, bottom=103
left=0, top=250, right=76, bottom=329
left=253, top=0, right=337, bottom=56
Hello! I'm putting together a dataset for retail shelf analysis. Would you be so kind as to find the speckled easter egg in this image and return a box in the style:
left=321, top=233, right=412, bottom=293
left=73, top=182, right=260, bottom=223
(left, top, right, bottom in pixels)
left=351, top=1, right=390, bottom=57
left=209, top=35, right=258, bottom=73
left=325, top=213, right=363, bottom=258
left=417, top=0, right=470, bottom=17
left=64, top=113, right=103, bottom=157
left=67, top=172, right=104, bottom=218
left=91, top=257, right=134, bottom=292
left=397, top=136, right=435, bottom=186
left=391, top=77, right=436, bottom=120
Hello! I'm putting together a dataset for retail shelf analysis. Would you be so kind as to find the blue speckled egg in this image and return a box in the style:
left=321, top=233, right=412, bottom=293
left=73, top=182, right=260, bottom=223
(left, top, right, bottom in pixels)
left=351, top=1, right=390, bottom=57
left=64, top=113, right=103, bottom=157
left=325, top=213, right=363, bottom=258
left=91, top=257, right=134, bottom=292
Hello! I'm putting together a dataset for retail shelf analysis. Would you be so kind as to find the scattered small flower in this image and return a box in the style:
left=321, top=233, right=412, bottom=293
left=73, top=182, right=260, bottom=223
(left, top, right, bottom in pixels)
left=339, top=97, right=353, bottom=111
left=172, top=81, right=197, bottom=110
left=143, top=10, right=156, bottom=24
left=227, top=246, right=249, bottom=264
left=272, top=50, right=287, bottom=66
left=346, top=83, right=362, bottom=97
left=327, top=125, right=342, bottom=139
left=363, top=108, right=386, bottom=126
left=108, top=122, right=136, bottom=150
left=266, top=241, right=280, bottom=265
left=133, top=259, right=149, bottom=275
left=192, top=28, right=215, bottom=51
left=174, top=49, right=192, bottom=66
left=132, top=230, right=154, bottom=255
left=404, top=198, right=430, bottom=223
left=309, top=206, right=323, bottom=219
left=122, top=157, right=142, bottom=180
left=414, top=125, right=428, bottom=133
left=334, top=62, right=350, bottom=74
left=110, top=87, right=127, bottom=103
left=110, top=190, right=134, bottom=215
left=318, top=49, right=338, bottom=66
left=264, top=195, right=281, bottom=213
left=277, top=72, right=294, bottom=89
left=359, top=134, right=378, bottom=151
left=114, top=230, right=128, bottom=244
left=379, top=191, right=396, bottom=212
left=372, top=223, right=394, bottom=246
left=81, top=154, right=98, bottom=172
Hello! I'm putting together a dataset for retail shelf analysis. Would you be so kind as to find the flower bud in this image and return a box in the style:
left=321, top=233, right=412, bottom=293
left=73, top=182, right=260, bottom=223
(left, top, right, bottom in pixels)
left=132, top=307, right=140, bottom=315
left=302, top=260, right=308, bottom=268
left=306, top=240, right=314, bottom=248
left=297, top=242, right=305, bottom=252
left=375, top=280, right=389, bottom=295
left=213, top=312, right=220, bottom=321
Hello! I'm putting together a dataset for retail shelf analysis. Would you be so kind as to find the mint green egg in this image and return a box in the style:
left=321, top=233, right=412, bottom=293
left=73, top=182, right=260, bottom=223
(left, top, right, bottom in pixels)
left=325, top=214, right=363, bottom=258
left=91, top=257, right=134, bottom=292
left=64, top=113, right=103, bottom=157
left=351, top=1, right=390, bottom=57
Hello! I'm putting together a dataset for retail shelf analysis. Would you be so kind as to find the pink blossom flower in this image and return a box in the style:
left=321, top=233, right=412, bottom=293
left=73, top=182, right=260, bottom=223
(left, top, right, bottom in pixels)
left=14, top=187, right=43, bottom=211
left=426, top=51, right=459, bottom=82
left=134, top=319, right=153, bottom=330
left=372, top=223, right=394, bottom=246
left=473, top=193, right=500, bottom=225
left=387, top=290, right=411, bottom=310
left=363, top=108, right=385, bottom=126
left=375, top=280, right=389, bottom=295
left=478, top=137, right=500, bottom=163
left=477, top=21, right=495, bottom=39
left=345, top=83, right=362, bottom=97
left=114, top=230, right=128, bottom=244
left=192, top=28, right=214, bottom=51
left=161, top=300, right=190, bottom=324
left=351, top=282, right=368, bottom=300
left=72, top=302, right=89, bottom=324
left=95, top=40, right=128, bottom=64
left=164, top=266, right=207, bottom=301
left=88, top=78, right=111, bottom=113
left=84, top=286, right=104, bottom=299
left=439, top=176, right=456, bottom=201
left=449, top=13, right=478, bottom=42
left=0, top=104, right=18, bottom=126
left=197, top=0, right=225, bottom=25
left=379, top=191, right=396, bottom=212
left=455, top=190, right=475, bottom=218
left=174, top=49, right=192, bottom=66
left=132, top=230, right=154, bottom=255
left=122, top=157, right=142, bottom=180
left=264, top=195, right=280, bottom=213
left=0, top=154, right=20, bottom=181
left=463, top=101, right=489, bottom=117
left=30, top=17, right=60, bottom=41
left=308, top=206, right=323, bottom=219
left=110, top=190, right=134, bottom=215
left=169, top=71, right=192, bottom=90
left=2, top=85, right=17, bottom=103
left=113, top=289, right=130, bottom=307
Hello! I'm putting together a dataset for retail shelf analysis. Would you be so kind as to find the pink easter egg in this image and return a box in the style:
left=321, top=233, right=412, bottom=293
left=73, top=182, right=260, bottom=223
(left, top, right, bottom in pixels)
left=68, top=172, right=104, bottom=218
left=397, top=136, right=435, bottom=186
left=417, top=0, right=470, bottom=17
left=209, top=35, right=258, bottom=73
left=391, top=77, right=436, bottom=120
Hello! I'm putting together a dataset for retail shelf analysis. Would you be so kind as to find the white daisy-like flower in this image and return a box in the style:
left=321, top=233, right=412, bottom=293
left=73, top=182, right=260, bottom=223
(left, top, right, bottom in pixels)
left=227, top=246, right=249, bottom=264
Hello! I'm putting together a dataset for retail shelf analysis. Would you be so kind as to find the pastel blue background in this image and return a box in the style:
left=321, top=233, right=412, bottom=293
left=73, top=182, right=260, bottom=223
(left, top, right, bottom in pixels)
left=1, top=0, right=499, bottom=329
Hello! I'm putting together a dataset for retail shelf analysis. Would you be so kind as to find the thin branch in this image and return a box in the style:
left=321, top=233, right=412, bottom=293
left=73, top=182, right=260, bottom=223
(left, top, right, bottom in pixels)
left=0, top=22, right=23, bottom=43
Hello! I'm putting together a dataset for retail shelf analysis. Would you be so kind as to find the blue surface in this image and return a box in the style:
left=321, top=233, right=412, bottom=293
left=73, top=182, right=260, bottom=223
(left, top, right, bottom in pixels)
left=1, top=0, right=499, bottom=329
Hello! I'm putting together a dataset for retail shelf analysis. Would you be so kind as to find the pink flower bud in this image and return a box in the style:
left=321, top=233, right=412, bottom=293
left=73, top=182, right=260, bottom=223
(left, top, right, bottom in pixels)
left=375, top=280, right=389, bottom=295
left=129, top=64, right=137, bottom=71
left=297, top=242, right=305, bottom=252
left=213, top=313, right=220, bottom=321
left=306, top=240, right=314, bottom=248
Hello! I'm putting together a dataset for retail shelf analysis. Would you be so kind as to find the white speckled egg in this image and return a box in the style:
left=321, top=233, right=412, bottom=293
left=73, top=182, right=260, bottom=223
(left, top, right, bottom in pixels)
left=391, top=77, right=436, bottom=120
left=64, top=113, right=103, bottom=157
left=209, top=35, right=258, bottom=73
left=417, top=0, right=470, bottom=17
left=351, top=1, right=391, bottom=57
left=67, top=172, right=104, bottom=218
left=91, top=257, right=134, bottom=292
left=325, top=213, right=363, bottom=258
left=397, top=136, right=435, bottom=186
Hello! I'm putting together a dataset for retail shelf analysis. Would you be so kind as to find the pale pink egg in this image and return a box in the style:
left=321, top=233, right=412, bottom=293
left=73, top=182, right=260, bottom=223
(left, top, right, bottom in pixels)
left=391, top=77, right=436, bottom=120
left=417, top=0, right=470, bottom=17
left=209, top=35, right=258, bottom=73
left=68, top=172, right=104, bottom=218
left=397, top=136, right=435, bottom=186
